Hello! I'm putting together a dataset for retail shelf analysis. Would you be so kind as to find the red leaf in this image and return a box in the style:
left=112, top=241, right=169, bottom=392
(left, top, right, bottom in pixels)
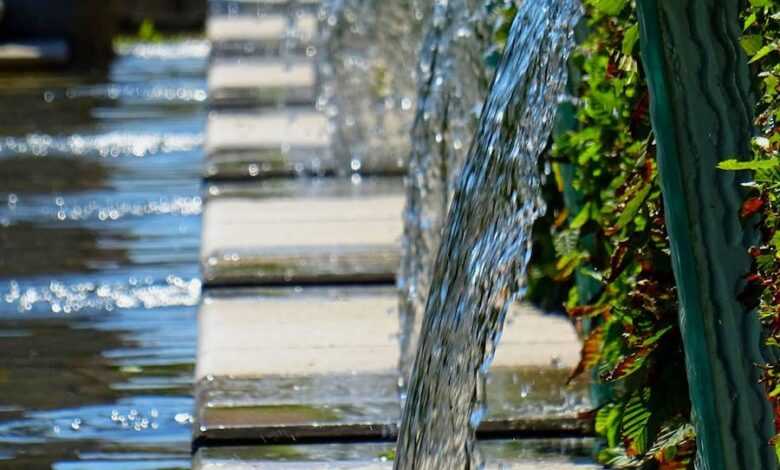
left=600, top=346, right=653, bottom=382
left=606, top=59, right=620, bottom=79
left=607, top=240, right=631, bottom=282
left=656, top=437, right=696, bottom=469
left=566, top=304, right=610, bottom=319
left=567, top=326, right=604, bottom=384
left=741, top=197, right=765, bottom=218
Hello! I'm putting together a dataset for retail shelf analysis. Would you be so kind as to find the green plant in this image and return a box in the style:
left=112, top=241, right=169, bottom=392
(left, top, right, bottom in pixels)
left=719, top=0, right=780, bottom=459
left=547, top=2, right=695, bottom=467
left=137, top=19, right=163, bottom=42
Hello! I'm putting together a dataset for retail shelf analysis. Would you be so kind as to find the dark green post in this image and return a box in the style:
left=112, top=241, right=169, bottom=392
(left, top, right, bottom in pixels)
left=636, top=1, right=775, bottom=469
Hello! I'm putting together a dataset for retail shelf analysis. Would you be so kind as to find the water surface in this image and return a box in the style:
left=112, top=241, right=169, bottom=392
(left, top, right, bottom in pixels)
left=0, top=40, right=207, bottom=469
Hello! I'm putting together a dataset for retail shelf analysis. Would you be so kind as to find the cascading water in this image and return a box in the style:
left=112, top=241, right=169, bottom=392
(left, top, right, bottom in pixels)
left=394, top=0, right=582, bottom=468
left=397, top=0, right=495, bottom=386
left=317, top=0, right=427, bottom=174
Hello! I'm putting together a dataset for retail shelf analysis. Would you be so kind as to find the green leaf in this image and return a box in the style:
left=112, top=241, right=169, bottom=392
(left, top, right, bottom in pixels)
left=622, top=24, right=639, bottom=55
left=615, top=183, right=651, bottom=230
left=771, top=230, right=780, bottom=253
left=750, top=0, right=772, bottom=7
left=595, top=404, right=624, bottom=447
left=717, top=158, right=780, bottom=171
left=589, top=0, right=628, bottom=15
left=744, top=12, right=758, bottom=30
left=741, top=34, right=764, bottom=56
left=570, top=202, right=592, bottom=229
left=750, top=44, right=776, bottom=63
left=775, top=437, right=780, bottom=464
left=621, top=388, right=653, bottom=455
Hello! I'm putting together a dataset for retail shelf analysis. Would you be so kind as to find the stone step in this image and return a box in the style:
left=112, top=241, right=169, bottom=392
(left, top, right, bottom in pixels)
left=205, top=108, right=331, bottom=180
left=207, top=12, right=318, bottom=58
left=194, top=440, right=600, bottom=469
left=205, top=111, right=407, bottom=179
left=209, top=58, right=317, bottom=108
left=194, top=286, right=589, bottom=447
left=0, top=39, right=69, bottom=69
left=202, top=178, right=404, bottom=286
left=210, top=0, right=320, bottom=17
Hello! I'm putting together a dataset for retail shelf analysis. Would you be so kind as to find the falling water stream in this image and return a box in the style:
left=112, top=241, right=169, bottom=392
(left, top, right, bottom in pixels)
left=398, top=0, right=495, bottom=385
left=395, top=0, right=582, bottom=468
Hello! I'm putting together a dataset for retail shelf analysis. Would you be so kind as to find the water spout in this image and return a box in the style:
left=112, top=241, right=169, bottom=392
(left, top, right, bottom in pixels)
left=398, top=0, right=494, bottom=387
left=394, top=0, right=582, bottom=467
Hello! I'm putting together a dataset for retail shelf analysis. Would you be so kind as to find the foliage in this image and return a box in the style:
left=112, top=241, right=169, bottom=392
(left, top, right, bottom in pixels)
left=535, top=0, right=780, bottom=466
left=113, top=19, right=187, bottom=47
left=721, top=0, right=780, bottom=459
left=545, top=1, right=695, bottom=467
left=491, top=0, right=780, bottom=464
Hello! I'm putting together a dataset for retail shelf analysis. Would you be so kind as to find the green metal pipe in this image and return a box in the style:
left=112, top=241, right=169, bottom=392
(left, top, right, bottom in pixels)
left=635, top=1, right=775, bottom=468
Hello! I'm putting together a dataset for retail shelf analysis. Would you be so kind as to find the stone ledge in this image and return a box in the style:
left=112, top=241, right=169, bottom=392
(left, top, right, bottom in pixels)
left=0, top=39, right=68, bottom=68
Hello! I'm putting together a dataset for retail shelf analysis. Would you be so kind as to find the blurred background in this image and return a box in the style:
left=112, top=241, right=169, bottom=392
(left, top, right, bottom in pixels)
left=0, top=1, right=207, bottom=468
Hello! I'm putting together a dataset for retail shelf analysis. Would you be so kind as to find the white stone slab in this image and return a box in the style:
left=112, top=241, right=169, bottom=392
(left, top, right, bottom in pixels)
left=209, top=59, right=315, bottom=91
left=207, top=14, right=317, bottom=43
left=201, top=194, right=403, bottom=258
left=197, top=291, right=580, bottom=380
left=197, top=461, right=597, bottom=470
left=206, top=110, right=329, bottom=153
left=198, top=463, right=597, bottom=470
left=197, top=291, right=399, bottom=379
left=495, top=310, right=581, bottom=369
left=0, top=39, right=69, bottom=66
left=194, top=442, right=599, bottom=469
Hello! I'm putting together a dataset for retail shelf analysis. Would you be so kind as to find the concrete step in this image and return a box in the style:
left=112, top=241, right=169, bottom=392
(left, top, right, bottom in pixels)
left=194, top=440, right=600, bottom=469
left=0, top=39, right=69, bottom=69
left=205, top=110, right=407, bottom=179
left=207, top=12, right=317, bottom=58
left=201, top=178, right=404, bottom=286
left=209, top=0, right=320, bottom=17
left=194, top=286, right=589, bottom=447
left=209, top=58, right=317, bottom=108
left=205, top=108, right=331, bottom=179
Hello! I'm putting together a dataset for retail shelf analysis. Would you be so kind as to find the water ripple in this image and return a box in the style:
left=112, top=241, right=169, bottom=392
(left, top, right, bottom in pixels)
left=1, top=276, right=201, bottom=314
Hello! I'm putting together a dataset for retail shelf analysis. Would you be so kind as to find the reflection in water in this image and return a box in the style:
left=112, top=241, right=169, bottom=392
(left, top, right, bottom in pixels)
left=0, top=155, right=112, bottom=193
left=0, top=222, right=131, bottom=276
left=0, top=40, right=205, bottom=469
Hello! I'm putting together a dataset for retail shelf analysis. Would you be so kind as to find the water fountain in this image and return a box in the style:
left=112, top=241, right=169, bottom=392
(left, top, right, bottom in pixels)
left=317, top=0, right=427, bottom=175
left=397, top=0, right=496, bottom=386
left=395, top=0, right=582, bottom=467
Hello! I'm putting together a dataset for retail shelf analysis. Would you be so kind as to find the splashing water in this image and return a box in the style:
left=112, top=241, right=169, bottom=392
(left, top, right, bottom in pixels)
left=317, top=0, right=427, bottom=174
left=394, top=0, right=582, bottom=468
left=398, top=0, right=495, bottom=386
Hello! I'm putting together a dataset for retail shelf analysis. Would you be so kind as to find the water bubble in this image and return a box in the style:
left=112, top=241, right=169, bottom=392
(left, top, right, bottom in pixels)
left=174, top=413, right=192, bottom=424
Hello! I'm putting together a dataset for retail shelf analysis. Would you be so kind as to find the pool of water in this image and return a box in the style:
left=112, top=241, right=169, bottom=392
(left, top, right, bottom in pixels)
left=0, top=40, right=208, bottom=469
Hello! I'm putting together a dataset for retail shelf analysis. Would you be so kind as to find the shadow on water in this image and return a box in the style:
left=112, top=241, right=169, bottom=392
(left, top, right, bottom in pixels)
left=0, top=39, right=207, bottom=469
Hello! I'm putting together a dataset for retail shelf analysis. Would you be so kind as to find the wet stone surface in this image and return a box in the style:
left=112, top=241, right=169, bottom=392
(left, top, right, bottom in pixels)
left=208, top=58, right=317, bottom=109
left=194, top=286, right=590, bottom=447
left=194, top=368, right=591, bottom=447
left=194, top=439, right=600, bottom=469
left=201, top=178, right=403, bottom=286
